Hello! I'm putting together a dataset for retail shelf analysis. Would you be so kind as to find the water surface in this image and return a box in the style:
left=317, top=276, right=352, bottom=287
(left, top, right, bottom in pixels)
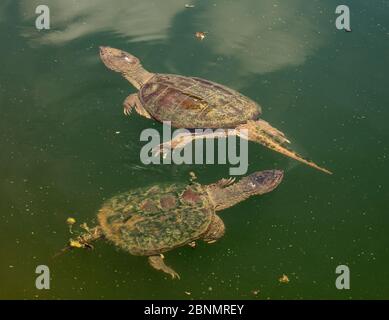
left=0, top=0, right=388, bottom=299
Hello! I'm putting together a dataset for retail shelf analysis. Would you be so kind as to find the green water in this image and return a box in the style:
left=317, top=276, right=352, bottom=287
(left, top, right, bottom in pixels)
left=1, top=0, right=388, bottom=300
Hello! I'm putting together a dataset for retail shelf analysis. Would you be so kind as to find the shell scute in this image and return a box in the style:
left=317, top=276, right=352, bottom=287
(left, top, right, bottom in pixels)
left=160, top=195, right=177, bottom=210
left=139, top=199, right=159, bottom=213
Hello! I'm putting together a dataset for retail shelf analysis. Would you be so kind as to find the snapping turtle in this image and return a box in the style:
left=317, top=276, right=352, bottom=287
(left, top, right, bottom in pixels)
left=99, top=46, right=331, bottom=174
left=60, top=170, right=283, bottom=279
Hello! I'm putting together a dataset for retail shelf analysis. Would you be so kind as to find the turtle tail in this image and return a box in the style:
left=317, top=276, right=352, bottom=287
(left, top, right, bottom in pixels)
left=238, top=120, right=332, bottom=175
left=52, top=226, right=103, bottom=259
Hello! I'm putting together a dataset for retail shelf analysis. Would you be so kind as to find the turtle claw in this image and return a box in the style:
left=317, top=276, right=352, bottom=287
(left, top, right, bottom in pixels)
left=188, top=241, right=196, bottom=248
left=216, top=177, right=236, bottom=188
left=170, top=270, right=181, bottom=280
left=148, top=255, right=180, bottom=280
left=84, top=243, right=94, bottom=250
left=123, top=106, right=132, bottom=116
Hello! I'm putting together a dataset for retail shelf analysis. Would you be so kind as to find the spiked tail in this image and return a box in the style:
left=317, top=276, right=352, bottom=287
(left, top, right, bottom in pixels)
left=238, top=120, right=332, bottom=175
left=52, top=226, right=103, bottom=259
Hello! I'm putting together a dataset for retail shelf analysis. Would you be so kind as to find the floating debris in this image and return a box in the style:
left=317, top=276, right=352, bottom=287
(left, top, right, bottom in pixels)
left=66, top=217, right=76, bottom=225
left=279, top=274, right=290, bottom=284
left=66, top=217, right=76, bottom=234
left=185, top=4, right=195, bottom=8
left=69, top=239, right=83, bottom=248
left=189, top=171, right=197, bottom=181
left=252, top=289, right=260, bottom=296
left=184, top=291, right=192, bottom=296
left=195, top=31, right=207, bottom=41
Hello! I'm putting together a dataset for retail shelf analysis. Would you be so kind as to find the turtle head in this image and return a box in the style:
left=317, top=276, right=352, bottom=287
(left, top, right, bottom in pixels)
left=241, top=170, right=284, bottom=195
left=99, top=46, right=141, bottom=74
left=211, top=170, right=283, bottom=211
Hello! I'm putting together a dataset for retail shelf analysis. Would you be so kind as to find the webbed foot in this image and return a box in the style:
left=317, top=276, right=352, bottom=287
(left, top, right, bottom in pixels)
left=123, top=93, right=153, bottom=119
left=123, top=95, right=135, bottom=116
left=148, top=255, right=180, bottom=280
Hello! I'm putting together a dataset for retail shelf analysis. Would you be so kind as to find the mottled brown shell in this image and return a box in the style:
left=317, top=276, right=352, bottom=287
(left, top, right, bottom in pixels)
left=139, top=74, right=261, bottom=128
left=97, top=183, right=214, bottom=256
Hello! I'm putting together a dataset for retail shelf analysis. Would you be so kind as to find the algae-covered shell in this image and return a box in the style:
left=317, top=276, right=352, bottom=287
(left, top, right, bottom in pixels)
left=97, top=183, right=214, bottom=256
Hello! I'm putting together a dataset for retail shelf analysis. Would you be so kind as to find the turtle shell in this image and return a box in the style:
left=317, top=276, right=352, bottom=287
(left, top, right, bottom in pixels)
left=139, top=74, right=261, bottom=128
left=97, top=183, right=214, bottom=256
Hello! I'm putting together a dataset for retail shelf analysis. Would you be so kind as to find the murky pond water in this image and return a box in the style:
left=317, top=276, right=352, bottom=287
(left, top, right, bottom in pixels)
left=0, top=0, right=388, bottom=299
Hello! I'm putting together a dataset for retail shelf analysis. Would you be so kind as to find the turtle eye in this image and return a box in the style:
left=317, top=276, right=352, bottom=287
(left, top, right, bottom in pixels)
left=120, top=52, right=130, bottom=61
left=251, top=174, right=265, bottom=185
left=123, top=55, right=136, bottom=64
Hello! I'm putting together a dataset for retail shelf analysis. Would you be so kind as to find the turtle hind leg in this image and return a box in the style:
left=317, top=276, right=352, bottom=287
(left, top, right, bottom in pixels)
left=123, top=94, right=152, bottom=119
left=202, top=214, right=225, bottom=243
left=148, top=255, right=180, bottom=280
left=254, top=119, right=291, bottom=144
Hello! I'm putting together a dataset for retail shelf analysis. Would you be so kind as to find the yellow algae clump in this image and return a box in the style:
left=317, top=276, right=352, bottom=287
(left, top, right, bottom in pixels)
left=66, top=217, right=76, bottom=225
left=279, top=274, right=290, bottom=284
left=69, top=239, right=83, bottom=248
left=195, top=32, right=206, bottom=40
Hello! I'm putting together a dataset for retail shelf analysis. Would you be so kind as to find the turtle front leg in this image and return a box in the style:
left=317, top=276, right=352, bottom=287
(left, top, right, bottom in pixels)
left=148, top=254, right=180, bottom=280
left=153, top=130, right=234, bottom=157
left=123, top=94, right=152, bottom=119
left=153, top=132, right=195, bottom=157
